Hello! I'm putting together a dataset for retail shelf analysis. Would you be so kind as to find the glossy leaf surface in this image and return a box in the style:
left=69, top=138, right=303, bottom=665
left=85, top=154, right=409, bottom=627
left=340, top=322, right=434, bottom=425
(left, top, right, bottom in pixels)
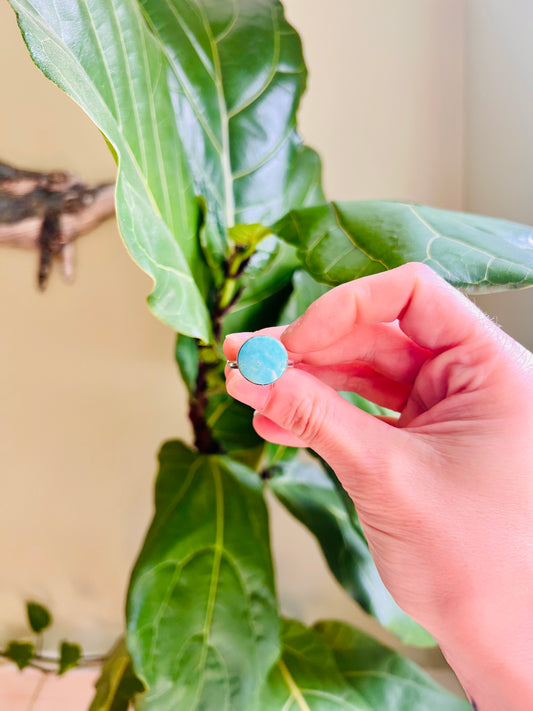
left=137, top=0, right=323, bottom=256
left=278, top=269, right=330, bottom=324
left=315, top=621, right=470, bottom=710
left=11, top=0, right=324, bottom=339
left=269, top=459, right=434, bottom=646
left=127, top=441, right=280, bottom=711
left=275, top=201, right=533, bottom=291
left=175, top=334, right=200, bottom=396
left=259, top=619, right=371, bottom=710
left=205, top=393, right=263, bottom=462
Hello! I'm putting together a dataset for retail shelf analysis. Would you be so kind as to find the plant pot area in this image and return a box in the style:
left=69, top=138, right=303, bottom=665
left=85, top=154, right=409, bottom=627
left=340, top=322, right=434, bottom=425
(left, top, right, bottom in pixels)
left=0, top=665, right=100, bottom=711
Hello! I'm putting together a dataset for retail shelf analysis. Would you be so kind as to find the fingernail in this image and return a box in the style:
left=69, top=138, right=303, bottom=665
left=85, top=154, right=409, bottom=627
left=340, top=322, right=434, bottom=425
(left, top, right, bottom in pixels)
left=282, top=316, right=303, bottom=340
left=224, top=331, right=253, bottom=343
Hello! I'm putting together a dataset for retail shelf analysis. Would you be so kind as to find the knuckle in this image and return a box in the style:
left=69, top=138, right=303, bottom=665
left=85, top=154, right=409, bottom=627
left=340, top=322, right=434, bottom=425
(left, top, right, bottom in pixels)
left=401, top=261, right=436, bottom=280
left=283, top=392, right=327, bottom=444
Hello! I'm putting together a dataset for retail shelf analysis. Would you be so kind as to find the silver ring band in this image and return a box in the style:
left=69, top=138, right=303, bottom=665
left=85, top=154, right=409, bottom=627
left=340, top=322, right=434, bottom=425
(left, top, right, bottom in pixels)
left=227, top=359, right=295, bottom=369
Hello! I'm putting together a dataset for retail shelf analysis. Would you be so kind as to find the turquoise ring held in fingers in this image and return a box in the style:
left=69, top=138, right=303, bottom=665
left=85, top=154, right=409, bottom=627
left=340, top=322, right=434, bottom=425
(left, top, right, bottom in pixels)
left=227, top=335, right=294, bottom=385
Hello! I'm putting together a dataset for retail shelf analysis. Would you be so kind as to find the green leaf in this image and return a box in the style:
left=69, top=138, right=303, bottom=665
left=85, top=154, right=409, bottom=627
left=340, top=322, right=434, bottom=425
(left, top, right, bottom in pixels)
left=175, top=334, right=200, bottom=396
left=260, top=620, right=467, bottom=710
left=225, top=223, right=274, bottom=279
left=12, top=0, right=324, bottom=339
left=135, top=0, right=324, bottom=249
left=275, top=201, right=533, bottom=292
left=259, top=619, right=372, bottom=710
left=278, top=269, right=330, bottom=324
left=228, top=224, right=273, bottom=248
left=11, top=0, right=213, bottom=340
left=127, top=441, right=280, bottom=711
left=205, top=390, right=265, bottom=467
left=58, top=641, right=82, bottom=675
left=340, top=391, right=398, bottom=419
left=315, top=621, right=470, bottom=710
left=263, top=442, right=299, bottom=468
left=206, top=393, right=263, bottom=453
left=223, top=237, right=300, bottom=336
left=269, top=459, right=435, bottom=647
left=89, top=639, right=144, bottom=711
left=26, top=601, right=52, bottom=634
left=4, top=641, right=35, bottom=670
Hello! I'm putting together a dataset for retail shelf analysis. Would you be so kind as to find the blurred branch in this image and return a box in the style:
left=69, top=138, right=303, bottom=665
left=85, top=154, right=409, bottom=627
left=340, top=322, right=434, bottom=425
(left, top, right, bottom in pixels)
left=0, top=160, right=115, bottom=288
left=0, top=649, right=107, bottom=673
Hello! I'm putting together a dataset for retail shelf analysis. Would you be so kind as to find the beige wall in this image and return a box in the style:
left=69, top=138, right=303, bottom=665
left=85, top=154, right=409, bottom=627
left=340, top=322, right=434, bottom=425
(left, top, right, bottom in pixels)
left=0, top=0, right=525, bottom=692
left=465, top=0, right=533, bottom=349
left=288, top=0, right=464, bottom=207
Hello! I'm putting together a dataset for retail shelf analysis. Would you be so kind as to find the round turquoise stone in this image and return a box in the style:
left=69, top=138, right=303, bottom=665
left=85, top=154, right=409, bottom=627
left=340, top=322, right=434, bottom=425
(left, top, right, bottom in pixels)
left=237, top=336, right=288, bottom=385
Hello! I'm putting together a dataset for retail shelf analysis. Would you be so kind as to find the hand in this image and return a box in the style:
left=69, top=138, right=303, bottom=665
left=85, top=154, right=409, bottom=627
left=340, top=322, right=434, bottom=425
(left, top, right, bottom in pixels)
left=224, top=263, right=533, bottom=710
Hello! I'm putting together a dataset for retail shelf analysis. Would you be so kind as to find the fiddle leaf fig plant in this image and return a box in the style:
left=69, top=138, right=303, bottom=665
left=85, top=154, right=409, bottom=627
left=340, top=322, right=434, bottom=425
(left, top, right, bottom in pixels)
left=8, top=0, right=533, bottom=709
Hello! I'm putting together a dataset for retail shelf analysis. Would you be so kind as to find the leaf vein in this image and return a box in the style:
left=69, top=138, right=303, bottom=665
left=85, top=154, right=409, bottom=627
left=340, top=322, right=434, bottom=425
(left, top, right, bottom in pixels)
left=164, top=0, right=216, bottom=81
left=147, top=2, right=222, bottom=154
left=136, top=9, right=175, bottom=232
left=227, top=5, right=281, bottom=119
left=193, top=0, right=235, bottom=228
left=79, top=0, right=121, bottom=123
left=215, top=0, right=239, bottom=43
left=278, top=658, right=312, bottom=711
left=330, top=203, right=388, bottom=271
left=108, top=0, right=148, bottom=174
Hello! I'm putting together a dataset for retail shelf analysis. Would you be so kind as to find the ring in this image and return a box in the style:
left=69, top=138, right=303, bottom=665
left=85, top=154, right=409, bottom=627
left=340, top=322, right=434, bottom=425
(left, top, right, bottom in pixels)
left=227, top=335, right=294, bottom=385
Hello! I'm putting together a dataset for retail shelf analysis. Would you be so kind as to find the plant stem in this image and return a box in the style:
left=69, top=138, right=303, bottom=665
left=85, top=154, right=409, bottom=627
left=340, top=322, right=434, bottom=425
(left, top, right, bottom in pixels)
left=0, top=650, right=108, bottom=673
left=25, top=673, right=46, bottom=711
left=189, top=356, right=221, bottom=454
left=188, top=243, right=254, bottom=454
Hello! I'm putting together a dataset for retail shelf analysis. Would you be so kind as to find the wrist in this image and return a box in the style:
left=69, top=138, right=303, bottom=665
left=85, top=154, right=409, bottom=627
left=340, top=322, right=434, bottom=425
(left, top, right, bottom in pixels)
left=436, top=589, right=533, bottom=711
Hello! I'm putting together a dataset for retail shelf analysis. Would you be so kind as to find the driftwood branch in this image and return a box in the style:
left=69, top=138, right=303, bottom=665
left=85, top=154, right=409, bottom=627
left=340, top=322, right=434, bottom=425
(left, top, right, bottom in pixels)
left=0, top=160, right=116, bottom=288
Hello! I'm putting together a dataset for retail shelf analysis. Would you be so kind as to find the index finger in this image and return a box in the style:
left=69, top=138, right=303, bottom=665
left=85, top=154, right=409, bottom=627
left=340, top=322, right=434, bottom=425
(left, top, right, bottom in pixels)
left=281, top=263, right=488, bottom=353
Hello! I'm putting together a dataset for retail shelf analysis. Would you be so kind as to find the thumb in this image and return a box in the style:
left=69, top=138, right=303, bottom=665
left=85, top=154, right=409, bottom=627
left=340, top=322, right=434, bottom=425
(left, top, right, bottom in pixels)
left=225, top=367, right=403, bottom=487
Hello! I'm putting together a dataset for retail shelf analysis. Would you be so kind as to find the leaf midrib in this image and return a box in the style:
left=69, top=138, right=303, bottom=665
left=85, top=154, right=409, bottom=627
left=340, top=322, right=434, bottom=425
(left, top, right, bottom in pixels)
left=278, top=658, right=312, bottom=711
left=304, top=202, right=533, bottom=287
left=194, top=0, right=235, bottom=228
left=191, top=460, right=225, bottom=707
